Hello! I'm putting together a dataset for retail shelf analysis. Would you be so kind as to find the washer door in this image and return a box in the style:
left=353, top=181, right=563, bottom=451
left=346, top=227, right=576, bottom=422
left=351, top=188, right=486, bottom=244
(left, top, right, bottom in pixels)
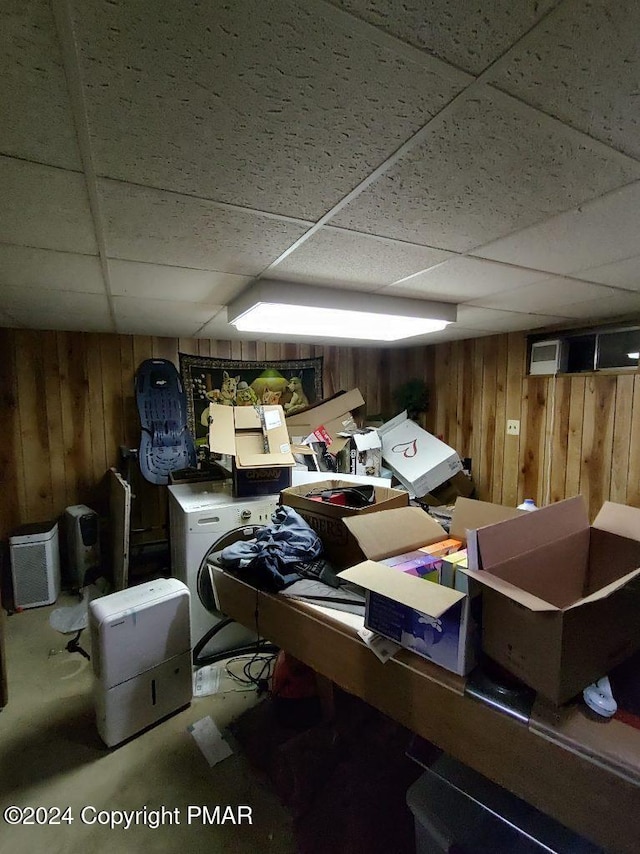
left=196, top=524, right=265, bottom=615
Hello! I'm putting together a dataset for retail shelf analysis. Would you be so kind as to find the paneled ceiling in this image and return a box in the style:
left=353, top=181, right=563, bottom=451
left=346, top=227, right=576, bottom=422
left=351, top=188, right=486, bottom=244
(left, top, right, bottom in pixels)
left=1, top=0, right=640, bottom=345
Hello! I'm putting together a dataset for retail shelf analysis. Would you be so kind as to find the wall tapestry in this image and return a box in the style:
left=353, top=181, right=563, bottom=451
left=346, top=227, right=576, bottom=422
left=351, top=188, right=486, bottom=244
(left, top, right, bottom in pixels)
left=179, top=354, right=323, bottom=445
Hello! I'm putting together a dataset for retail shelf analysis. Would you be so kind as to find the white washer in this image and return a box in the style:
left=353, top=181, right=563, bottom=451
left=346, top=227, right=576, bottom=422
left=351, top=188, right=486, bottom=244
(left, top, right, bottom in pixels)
left=168, top=481, right=280, bottom=661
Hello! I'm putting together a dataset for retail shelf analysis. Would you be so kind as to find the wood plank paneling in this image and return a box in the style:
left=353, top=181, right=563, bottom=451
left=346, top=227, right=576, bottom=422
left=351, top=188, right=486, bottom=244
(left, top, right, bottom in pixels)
left=549, top=377, right=571, bottom=505
left=0, top=330, right=21, bottom=538
left=3, top=328, right=640, bottom=546
left=16, top=330, right=54, bottom=521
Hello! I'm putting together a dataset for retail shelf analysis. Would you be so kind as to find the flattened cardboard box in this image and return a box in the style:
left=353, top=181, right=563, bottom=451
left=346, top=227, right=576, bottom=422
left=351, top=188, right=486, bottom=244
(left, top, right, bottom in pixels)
left=279, top=478, right=408, bottom=568
left=208, top=403, right=294, bottom=496
left=378, top=411, right=462, bottom=498
left=462, top=496, right=640, bottom=704
left=285, top=389, right=365, bottom=453
left=339, top=499, right=522, bottom=675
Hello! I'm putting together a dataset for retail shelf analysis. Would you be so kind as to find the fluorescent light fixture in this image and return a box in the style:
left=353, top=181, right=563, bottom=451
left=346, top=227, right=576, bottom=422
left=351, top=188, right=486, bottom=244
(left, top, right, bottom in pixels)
left=628, top=352, right=639, bottom=360
left=227, top=280, right=457, bottom=342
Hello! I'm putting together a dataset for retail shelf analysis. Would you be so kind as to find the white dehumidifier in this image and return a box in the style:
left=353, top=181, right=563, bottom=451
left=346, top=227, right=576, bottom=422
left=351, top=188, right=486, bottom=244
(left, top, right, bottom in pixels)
left=89, top=578, right=192, bottom=747
left=9, top=521, right=61, bottom=608
left=64, top=504, right=100, bottom=587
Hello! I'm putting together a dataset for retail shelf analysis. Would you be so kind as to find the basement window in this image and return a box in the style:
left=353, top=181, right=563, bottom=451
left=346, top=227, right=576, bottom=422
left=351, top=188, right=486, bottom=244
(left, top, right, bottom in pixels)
left=528, top=325, right=640, bottom=375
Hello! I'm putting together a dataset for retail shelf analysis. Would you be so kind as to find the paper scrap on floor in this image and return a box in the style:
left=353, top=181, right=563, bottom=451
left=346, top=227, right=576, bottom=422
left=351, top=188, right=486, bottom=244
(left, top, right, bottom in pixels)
left=193, top=664, right=223, bottom=697
left=188, top=716, right=233, bottom=767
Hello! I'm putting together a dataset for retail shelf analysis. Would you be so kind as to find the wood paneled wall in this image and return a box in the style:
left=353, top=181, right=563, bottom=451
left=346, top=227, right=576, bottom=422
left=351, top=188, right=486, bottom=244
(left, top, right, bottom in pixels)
left=2, top=326, right=638, bottom=544
left=414, top=333, right=640, bottom=520
left=0, top=329, right=392, bottom=542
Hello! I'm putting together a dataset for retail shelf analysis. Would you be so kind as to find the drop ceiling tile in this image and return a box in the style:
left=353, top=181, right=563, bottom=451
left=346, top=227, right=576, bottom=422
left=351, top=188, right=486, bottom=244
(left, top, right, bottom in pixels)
left=575, top=256, right=640, bottom=291
left=72, top=0, right=468, bottom=220
left=98, top=181, right=310, bottom=274
left=551, top=290, right=640, bottom=321
left=197, top=310, right=249, bottom=341
left=455, top=305, right=572, bottom=332
left=108, top=259, right=251, bottom=303
left=328, top=0, right=556, bottom=75
left=472, top=181, right=640, bottom=274
left=470, top=277, right=616, bottom=314
left=0, top=245, right=103, bottom=292
left=0, top=157, right=97, bottom=254
left=381, top=256, right=547, bottom=301
left=0, top=286, right=113, bottom=331
left=271, top=227, right=453, bottom=289
left=0, top=0, right=81, bottom=169
left=488, top=0, right=640, bottom=159
left=331, top=87, right=640, bottom=252
left=113, top=296, right=220, bottom=337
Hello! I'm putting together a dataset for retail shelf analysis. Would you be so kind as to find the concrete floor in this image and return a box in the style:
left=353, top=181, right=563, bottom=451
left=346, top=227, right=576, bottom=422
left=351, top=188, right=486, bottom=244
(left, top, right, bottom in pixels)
left=0, top=594, right=296, bottom=854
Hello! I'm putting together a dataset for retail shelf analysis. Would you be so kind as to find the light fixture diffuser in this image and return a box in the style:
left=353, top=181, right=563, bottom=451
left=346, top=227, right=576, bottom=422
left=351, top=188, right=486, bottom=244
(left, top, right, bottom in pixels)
left=227, top=281, right=457, bottom=342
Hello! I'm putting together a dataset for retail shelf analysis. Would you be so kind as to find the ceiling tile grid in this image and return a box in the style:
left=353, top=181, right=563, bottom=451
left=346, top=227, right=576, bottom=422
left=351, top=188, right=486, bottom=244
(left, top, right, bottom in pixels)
left=0, top=157, right=97, bottom=255
left=487, top=0, right=640, bottom=159
left=112, top=295, right=221, bottom=337
left=0, top=245, right=104, bottom=293
left=381, top=256, right=550, bottom=301
left=97, top=180, right=312, bottom=275
left=0, top=0, right=639, bottom=342
left=108, top=259, right=252, bottom=304
left=270, top=225, right=454, bottom=288
left=0, top=0, right=81, bottom=170
left=330, top=86, right=640, bottom=252
left=472, top=180, right=640, bottom=275
left=0, top=286, right=113, bottom=331
left=468, top=276, right=622, bottom=315
left=71, top=0, right=469, bottom=220
left=326, top=0, right=559, bottom=75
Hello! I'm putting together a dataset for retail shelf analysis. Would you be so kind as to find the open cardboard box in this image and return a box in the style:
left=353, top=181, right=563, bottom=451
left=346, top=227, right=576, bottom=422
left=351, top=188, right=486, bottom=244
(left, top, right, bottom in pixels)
left=338, top=499, right=522, bottom=675
left=462, top=496, right=640, bottom=704
left=285, top=389, right=365, bottom=453
left=378, top=411, right=462, bottom=498
left=280, top=478, right=408, bottom=568
left=208, top=403, right=295, bottom=496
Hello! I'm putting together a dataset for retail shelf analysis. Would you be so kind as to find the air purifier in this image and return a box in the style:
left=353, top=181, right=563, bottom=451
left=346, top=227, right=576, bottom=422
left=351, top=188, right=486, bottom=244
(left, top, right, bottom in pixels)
left=89, top=578, right=192, bottom=747
left=9, top=521, right=61, bottom=609
left=64, top=504, right=100, bottom=587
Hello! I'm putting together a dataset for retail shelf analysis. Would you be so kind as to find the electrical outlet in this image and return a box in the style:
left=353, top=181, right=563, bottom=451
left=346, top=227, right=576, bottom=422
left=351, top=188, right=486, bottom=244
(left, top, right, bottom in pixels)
left=507, top=419, right=520, bottom=436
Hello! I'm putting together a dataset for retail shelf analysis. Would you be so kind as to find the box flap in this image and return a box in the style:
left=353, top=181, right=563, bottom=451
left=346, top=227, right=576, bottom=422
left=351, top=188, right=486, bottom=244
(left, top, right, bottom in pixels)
left=343, top=506, right=447, bottom=561
left=339, top=559, right=465, bottom=618
left=449, top=497, right=523, bottom=541
left=478, top=530, right=590, bottom=608
left=567, top=565, right=640, bottom=609
left=593, top=501, right=640, bottom=543
left=285, top=389, right=365, bottom=429
left=208, top=404, right=236, bottom=456
left=377, top=409, right=407, bottom=435
left=235, top=434, right=294, bottom=468
left=352, top=430, right=381, bottom=452
left=233, top=406, right=262, bottom=429
left=475, top=496, right=588, bottom=570
left=459, top=566, right=559, bottom=612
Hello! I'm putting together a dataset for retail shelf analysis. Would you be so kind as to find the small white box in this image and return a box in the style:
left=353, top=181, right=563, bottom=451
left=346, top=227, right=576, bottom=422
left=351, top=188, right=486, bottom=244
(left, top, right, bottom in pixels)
left=379, top=411, right=462, bottom=498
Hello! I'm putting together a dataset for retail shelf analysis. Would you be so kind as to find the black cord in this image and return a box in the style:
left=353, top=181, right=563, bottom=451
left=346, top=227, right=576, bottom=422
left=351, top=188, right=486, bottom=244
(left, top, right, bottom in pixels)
left=66, top=629, right=90, bottom=661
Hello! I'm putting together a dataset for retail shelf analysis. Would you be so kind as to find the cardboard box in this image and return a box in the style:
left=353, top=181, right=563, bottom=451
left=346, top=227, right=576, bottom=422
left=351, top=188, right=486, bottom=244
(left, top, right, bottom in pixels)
left=418, top=470, right=475, bottom=507
left=339, top=499, right=522, bottom=675
left=279, top=478, right=408, bottom=568
left=208, top=403, right=294, bottom=496
left=462, top=496, right=640, bottom=704
left=378, top=411, right=462, bottom=498
left=333, top=428, right=382, bottom=477
left=285, top=389, right=365, bottom=453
